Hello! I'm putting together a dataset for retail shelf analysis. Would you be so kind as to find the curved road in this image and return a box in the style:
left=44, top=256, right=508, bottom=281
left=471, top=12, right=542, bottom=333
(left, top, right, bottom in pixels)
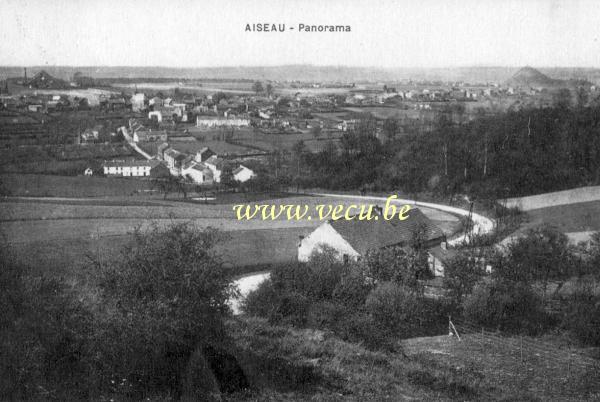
left=230, top=193, right=494, bottom=314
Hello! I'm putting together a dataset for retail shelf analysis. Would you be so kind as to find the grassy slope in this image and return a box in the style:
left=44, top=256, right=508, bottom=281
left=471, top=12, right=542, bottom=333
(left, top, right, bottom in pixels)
left=227, top=317, right=448, bottom=401
left=402, top=333, right=600, bottom=401
left=525, top=200, right=600, bottom=233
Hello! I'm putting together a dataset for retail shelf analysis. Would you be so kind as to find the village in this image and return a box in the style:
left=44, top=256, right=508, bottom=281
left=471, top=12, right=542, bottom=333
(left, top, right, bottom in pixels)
left=2, top=2, right=600, bottom=396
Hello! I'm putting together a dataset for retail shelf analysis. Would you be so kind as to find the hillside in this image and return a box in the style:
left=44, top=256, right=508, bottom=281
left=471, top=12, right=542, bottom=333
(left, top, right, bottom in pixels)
left=506, top=66, right=563, bottom=88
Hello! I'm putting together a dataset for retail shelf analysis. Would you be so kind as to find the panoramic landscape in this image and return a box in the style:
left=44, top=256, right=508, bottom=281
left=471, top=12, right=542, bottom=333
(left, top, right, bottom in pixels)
left=2, top=0, right=600, bottom=400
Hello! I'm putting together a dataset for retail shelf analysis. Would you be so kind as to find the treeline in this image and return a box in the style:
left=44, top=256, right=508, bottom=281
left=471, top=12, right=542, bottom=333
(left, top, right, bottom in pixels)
left=293, top=105, right=600, bottom=198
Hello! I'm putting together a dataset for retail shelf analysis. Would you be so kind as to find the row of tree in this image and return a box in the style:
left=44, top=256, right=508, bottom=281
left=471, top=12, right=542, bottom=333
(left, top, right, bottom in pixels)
left=283, top=105, right=600, bottom=199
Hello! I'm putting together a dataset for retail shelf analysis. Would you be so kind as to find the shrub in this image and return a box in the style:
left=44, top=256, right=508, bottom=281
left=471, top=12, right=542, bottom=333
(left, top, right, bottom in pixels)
left=562, top=287, right=600, bottom=346
left=463, top=279, right=549, bottom=334
left=365, top=282, right=421, bottom=337
left=95, top=223, right=237, bottom=398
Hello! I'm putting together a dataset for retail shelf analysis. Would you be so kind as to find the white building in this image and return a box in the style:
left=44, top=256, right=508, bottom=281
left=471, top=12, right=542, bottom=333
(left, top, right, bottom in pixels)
left=232, top=165, right=255, bottom=182
left=131, top=93, right=146, bottom=112
left=182, top=162, right=214, bottom=184
left=102, top=160, right=160, bottom=177
left=196, top=116, right=250, bottom=128
left=298, top=208, right=447, bottom=275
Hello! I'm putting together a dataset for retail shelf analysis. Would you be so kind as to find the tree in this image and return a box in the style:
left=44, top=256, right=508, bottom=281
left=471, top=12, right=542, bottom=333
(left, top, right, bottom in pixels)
left=362, top=246, right=429, bottom=292
left=97, top=223, right=237, bottom=397
left=382, top=117, right=400, bottom=141
left=252, top=81, right=264, bottom=95
left=311, top=125, right=322, bottom=138
left=443, top=250, right=486, bottom=305
left=494, top=225, right=577, bottom=299
left=265, top=83, right=273, bottom=97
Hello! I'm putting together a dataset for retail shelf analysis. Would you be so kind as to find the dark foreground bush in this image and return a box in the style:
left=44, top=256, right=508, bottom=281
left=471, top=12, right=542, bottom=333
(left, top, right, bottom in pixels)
left=562, top=288, right=600, bottom=346
left=463, top=279, right=550, bottom=334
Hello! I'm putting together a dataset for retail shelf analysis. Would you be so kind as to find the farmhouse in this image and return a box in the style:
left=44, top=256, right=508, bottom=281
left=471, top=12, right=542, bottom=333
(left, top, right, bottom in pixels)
left=102, top=159, right=164, bottom=177
left=298, top=208, right=449, bottom=275
left=182, top=161, right=214, bottom=185
left=233, top=165, right=255, bottom=182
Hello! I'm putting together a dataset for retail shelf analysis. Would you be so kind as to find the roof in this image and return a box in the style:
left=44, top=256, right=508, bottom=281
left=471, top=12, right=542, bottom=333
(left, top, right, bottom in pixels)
left=328, top=208, right=444, bottom=255
left=103, top=160, right=160, bottom=168
left=205, top=155, right=224, bottom=168
left=233, top=165, right=252, bottom=175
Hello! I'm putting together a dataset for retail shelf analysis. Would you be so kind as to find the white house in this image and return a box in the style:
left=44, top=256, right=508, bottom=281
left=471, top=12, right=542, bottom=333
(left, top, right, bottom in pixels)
left=232, top=165, right=255, bottom=183
left=182, top=162, right=214, bottom=185
left=298, top=208, right=448, bottom=275
left=148, top=110, right=162, bottom=122
left=131, top=93, right=146, bottom=112
left=196, top=116, right=250, bottom=128
left=84, top=167, right=93, bottom=176
left=102, top=160, right=161, bottom=177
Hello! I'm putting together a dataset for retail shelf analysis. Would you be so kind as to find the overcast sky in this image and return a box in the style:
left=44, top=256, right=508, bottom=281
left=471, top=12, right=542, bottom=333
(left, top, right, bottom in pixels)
left=0, top=0, right=599, bottom=68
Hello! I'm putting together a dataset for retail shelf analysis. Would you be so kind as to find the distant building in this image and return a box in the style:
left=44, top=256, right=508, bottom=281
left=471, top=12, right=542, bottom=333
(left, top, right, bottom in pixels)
left=233, top=165, right=255, bottom=182
left=182, top=161, right=214, bottom=185
left=196, top=116, right=250, bottom=128
left=204, top=155, right=224, bottom=182
left=133, top=129, right=167, bottom=143
left=194, top=147, right=215, bottom=163
left=102, top=159, right=165, bottom=177
left=131, top=93, right=146, bottom=112
left=84, top=167, right=93, bottom=176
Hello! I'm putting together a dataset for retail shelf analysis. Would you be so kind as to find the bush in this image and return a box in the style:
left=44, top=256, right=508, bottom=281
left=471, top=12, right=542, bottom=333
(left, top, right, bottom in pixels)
left=365, top=282, right=421, bottom=337
left=0, top=252, right=94, bottom=400
left=463, top=279, right=549, bottom=335
left=95, top=223, right=238, bottom=398
left=562, top=287, right=600, bottom=346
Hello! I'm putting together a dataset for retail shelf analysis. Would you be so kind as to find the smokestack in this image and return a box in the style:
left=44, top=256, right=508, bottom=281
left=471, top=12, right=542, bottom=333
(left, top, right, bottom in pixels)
left=24, top=67, right=27, bottom=82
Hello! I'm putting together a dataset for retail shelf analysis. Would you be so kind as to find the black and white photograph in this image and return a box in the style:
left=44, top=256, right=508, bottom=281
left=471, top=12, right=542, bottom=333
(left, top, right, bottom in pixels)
left=1, top=0, right=600, bottom=400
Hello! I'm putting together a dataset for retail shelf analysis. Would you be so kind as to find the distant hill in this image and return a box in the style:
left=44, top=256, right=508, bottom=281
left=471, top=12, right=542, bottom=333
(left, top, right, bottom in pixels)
left=505, top=66, right=563, bottom=88
left=1, top=65, right=599, bottom=84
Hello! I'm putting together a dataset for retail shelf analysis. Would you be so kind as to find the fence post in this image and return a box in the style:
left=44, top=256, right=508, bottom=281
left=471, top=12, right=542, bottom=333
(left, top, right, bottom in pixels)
left=520, top=335, right=523, bottom=363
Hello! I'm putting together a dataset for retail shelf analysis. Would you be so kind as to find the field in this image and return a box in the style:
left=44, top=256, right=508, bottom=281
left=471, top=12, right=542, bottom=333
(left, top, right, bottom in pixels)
left=343, top=106, right=423, bottom=120
left=402, top=330, right=600, bottom=400
left=526, top=200, right=600, bottom=233
left=1, top=173, right=156, bottom=197
left=114, top=81, right=254, bottom=94
left=0, top=192, right=461, bottom=280
left=228, top=129, right=343, bottom=152
left=225, top=316, right=600, bottom=401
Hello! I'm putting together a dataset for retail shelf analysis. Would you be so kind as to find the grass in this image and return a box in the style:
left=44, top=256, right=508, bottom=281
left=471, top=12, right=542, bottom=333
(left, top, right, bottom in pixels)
left=1, top=173, right=155, bottom=197
left=525, top=200, right=600, bottom=233
left=402, top=333, right=600, bottom=401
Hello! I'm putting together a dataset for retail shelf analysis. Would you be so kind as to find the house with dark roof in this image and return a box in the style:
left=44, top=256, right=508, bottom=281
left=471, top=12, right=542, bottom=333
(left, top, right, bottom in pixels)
left=298, top=207, right=449, bottom=276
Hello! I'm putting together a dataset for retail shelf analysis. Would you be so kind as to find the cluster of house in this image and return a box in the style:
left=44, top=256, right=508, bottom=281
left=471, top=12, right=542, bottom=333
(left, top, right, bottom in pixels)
left=298, top=207, right=460, bottom=278
left=100, top=143, right=255, bottom=185
left=157, top=144, right=255, bottom=184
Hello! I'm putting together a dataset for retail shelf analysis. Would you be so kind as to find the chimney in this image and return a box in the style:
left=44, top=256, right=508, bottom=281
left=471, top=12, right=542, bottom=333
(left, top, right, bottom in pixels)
left=24, top=67, right=27, bottom=82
